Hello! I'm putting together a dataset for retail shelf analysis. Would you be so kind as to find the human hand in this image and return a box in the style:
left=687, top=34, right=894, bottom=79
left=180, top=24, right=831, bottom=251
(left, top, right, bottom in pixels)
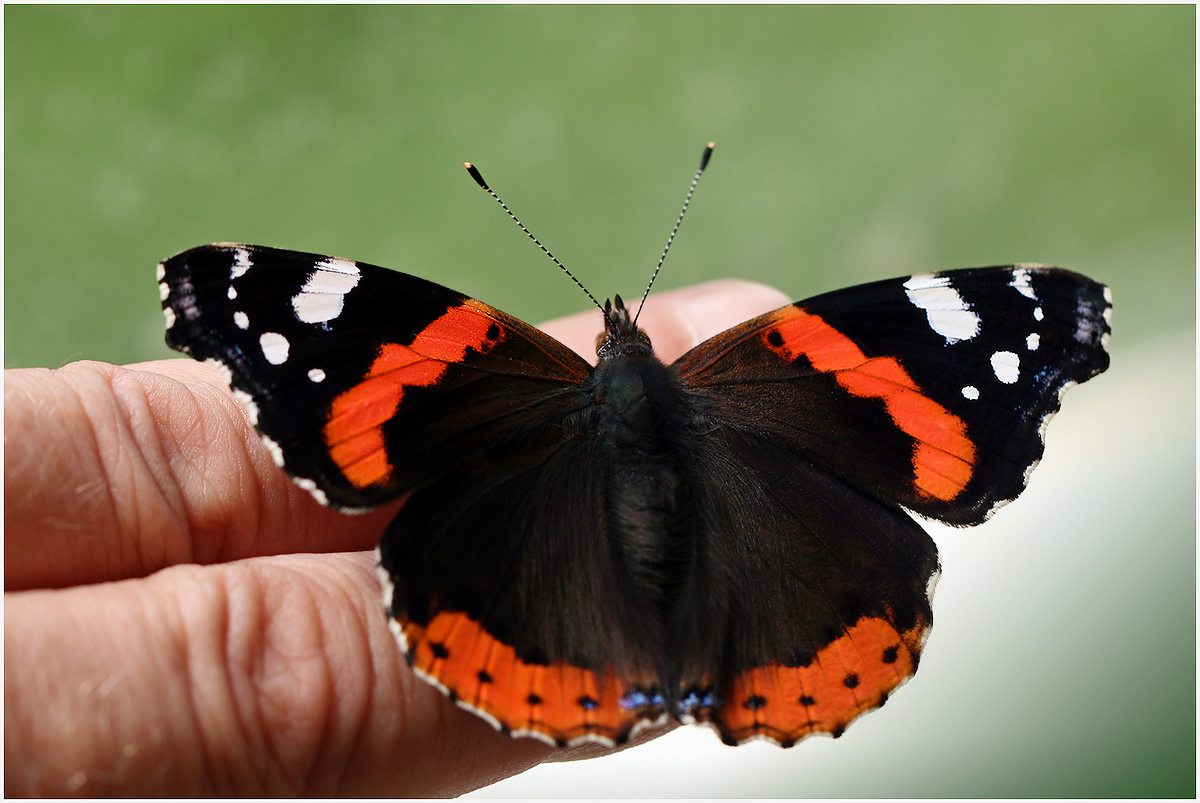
left=4, top=280, right=788, bottom=796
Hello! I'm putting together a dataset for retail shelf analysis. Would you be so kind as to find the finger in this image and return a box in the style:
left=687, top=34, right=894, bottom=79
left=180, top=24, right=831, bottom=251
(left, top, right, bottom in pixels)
left=4, top=361, right=398, bottom=590
left=539, top=279, right=791, bottom=363
left=3, top=550, right=573, bottom=797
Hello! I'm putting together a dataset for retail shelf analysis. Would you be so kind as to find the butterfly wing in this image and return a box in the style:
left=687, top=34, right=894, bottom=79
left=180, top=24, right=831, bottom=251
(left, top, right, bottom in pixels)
left=161, top=244, right=664, bottom=745
left=666, top=265, right=1110, bottom=744
left=381, top=430, right=672, bottom=747
left=667, top=427, right=938, bottom=746
left=673, top=265, right=1112, bottom=525
left=159, top=244, right=592, bottom=510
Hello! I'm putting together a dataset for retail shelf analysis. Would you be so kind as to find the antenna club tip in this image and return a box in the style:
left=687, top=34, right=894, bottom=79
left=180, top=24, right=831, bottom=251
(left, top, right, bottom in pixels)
left=464, top=162, right=489, bottom=190
left=707, top=141, right=716, bottom=149
left=700, top=142, right=715, bottom=170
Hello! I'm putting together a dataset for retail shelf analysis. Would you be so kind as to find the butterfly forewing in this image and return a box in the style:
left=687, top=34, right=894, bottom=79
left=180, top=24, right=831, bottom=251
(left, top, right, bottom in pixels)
left=159, top=244, right=592, bottom=509
left=673, top=265, right=1111, bottom=525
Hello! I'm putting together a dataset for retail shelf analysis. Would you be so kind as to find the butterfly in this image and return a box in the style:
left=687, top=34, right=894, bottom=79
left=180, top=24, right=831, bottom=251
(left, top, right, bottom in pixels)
left=158, top=148, right=1111, bottom=749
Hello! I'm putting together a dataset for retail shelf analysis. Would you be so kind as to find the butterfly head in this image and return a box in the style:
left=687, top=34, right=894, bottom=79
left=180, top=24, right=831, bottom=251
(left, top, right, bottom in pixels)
left=597, top=295, right=653, bottom=361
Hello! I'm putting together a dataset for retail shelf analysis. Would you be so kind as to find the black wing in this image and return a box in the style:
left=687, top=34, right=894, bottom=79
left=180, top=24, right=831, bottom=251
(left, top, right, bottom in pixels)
left=658, top=264, right=1109, bottom=744
left=667, top=425, right=939, bottom=746
left=673, top=265, right=1111, bottom=524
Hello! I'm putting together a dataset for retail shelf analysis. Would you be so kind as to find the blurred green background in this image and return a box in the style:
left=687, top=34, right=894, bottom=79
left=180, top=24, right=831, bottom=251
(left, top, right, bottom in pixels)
left=5, top=6, right=1194, bottom=797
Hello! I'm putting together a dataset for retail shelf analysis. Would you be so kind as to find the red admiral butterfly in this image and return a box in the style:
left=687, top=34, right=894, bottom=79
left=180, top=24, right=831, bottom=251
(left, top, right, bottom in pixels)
left=158, top=146, right=1111, bottom=749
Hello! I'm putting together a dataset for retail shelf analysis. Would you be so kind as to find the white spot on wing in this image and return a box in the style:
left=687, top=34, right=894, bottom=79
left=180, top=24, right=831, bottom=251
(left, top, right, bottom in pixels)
left=231, top=387, right=259, bottom=425
left=1074, top=314, right=1103, bottom=344
left=1008, top=267, right=1038, bottom=300
left=980, top=368, right=1077, bottom=519
left=1026, top=332, right=1040, bottom=350
left=162, top=307, right=176, bottom=329
left=155, top=262, right=166, bottom=282
left=375, top=547, right=395, bottom=613
left=158, top=282, right=170, bottom=302
left=231, top=247, right=252, bottom=279
left=228, top=286, right=238, bottom=300
left=388, top=616, right=410, bottom=653
left=261, top=434, right=286, bottom=468
left=292, top=258, right=361, bottom=324
left=307, top=367, right=326, bottom=383
left=991, top=350, right=1020, bottom=383
left=903, top=273, right=980, bottom=344
left=961, top=385, right=980, bottom=400
left=925, top=566, right=942, bottom=606
left=1033, top=307, right=1044, bottom=321
left=293, top=476, right=329, bottom=507
left=233, top=311, right=249, bottom=330
left=259, top=331, right=289, bottom=365
left=204, top=357, right=234, bottom=385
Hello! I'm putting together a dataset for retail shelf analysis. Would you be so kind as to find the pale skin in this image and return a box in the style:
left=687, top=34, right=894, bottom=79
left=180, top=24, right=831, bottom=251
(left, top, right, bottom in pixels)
left=4, top=280, right=789, bottom=796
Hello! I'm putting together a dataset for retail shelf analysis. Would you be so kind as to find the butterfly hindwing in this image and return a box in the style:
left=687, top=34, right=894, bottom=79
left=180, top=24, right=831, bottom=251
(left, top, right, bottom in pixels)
left=666, top=425, right=938, bottom=745
left=159, top=243, right=592, bottom=509
left=673, top=265, right=1112, bottom=524
left=380, top=410, right=672, bottom=746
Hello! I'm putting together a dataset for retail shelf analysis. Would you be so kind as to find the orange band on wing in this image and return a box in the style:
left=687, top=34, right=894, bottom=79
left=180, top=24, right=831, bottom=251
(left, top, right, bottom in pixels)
left=765, top=308, right=976, bottom=501
left=398, top=610, right=659, bottom=746
left=324, top=301, right=501, bottom=488
left=715, top=614, right=928, bottom=746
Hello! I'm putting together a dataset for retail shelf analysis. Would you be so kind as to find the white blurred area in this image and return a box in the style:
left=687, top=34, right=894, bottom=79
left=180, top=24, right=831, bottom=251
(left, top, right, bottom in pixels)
left=469, top=330, right=1195, bottom=797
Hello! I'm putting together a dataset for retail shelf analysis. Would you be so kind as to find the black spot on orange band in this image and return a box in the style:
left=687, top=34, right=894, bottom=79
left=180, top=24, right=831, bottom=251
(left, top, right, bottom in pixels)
left=714, top=614, right=928, bottom=745
left=398, top=610, right=662, bottom=746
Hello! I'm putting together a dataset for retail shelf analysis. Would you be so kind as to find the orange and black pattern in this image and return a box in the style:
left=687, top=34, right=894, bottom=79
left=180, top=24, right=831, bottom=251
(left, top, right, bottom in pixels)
left=161, top=235, right=1109, bottom=749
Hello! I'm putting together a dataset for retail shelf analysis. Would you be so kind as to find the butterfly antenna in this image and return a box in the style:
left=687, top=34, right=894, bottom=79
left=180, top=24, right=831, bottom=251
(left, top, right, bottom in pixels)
left=632, top=142, right=714, bottom=327
left=465, top=162, right=607, bottom=317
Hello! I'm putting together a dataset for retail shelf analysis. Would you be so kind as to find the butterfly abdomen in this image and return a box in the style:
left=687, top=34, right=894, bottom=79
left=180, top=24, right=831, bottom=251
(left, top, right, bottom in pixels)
left=590, top=351, right=695, bottom=601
